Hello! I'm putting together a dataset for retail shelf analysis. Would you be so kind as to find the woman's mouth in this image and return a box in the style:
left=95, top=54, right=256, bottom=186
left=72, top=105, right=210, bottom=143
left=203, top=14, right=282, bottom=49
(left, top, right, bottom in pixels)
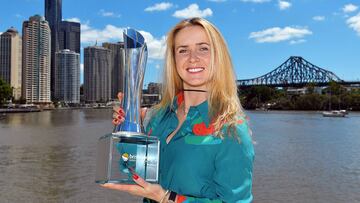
left=186, top=67, right=205, bottom=73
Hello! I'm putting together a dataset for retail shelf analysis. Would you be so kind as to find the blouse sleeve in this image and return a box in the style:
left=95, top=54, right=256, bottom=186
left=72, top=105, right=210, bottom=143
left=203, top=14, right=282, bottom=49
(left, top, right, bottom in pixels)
left=174, top=118, right=255, bottom=203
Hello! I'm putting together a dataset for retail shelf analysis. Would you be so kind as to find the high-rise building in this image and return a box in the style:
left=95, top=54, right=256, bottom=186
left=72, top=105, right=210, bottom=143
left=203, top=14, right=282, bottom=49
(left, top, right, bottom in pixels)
left=45, top=0, right=62, bottom=99
left=55, top=49, right=80, bottom=103
left=84, top=46, right=112, bottom=102
left=59, top=21, right=80, bottom=53
left=22, top=15, right=51, bottom=104
left=102, top=42, right=125, bottom=99
left=0, top=27, right=22, bottom=100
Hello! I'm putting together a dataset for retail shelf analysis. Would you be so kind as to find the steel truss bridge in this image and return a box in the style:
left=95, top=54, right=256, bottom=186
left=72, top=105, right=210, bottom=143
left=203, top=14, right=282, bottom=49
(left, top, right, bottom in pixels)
left=237, top=56, right=360, bottom=88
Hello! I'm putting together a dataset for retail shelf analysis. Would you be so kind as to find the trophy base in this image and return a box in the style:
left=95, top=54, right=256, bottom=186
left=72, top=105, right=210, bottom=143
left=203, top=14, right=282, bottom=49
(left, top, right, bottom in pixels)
left=95, top=132, right=160, bottom=184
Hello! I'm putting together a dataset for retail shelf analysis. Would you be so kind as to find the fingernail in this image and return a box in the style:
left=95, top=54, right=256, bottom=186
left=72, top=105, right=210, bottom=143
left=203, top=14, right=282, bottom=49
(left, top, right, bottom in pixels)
left=117, top=115, right=122, bottom=119
left=132, top=174, right=139, bottom=180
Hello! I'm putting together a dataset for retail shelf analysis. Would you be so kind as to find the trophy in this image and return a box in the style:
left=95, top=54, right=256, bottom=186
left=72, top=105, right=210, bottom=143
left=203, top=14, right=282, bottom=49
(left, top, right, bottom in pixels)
left=95, top=28, right=160, bottom=184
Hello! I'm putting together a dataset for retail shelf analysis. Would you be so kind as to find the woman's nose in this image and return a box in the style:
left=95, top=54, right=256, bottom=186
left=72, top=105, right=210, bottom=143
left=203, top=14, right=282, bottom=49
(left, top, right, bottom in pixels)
left=188, top=50, right=200, bottom=62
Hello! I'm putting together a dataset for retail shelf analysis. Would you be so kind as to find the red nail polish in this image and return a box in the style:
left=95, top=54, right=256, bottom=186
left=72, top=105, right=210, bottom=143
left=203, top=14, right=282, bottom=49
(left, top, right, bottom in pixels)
left=132, top=174, right=139, bottom=180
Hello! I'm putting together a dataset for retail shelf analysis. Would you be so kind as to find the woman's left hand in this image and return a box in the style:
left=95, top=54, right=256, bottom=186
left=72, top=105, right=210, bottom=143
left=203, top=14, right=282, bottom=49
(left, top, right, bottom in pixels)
left=100, top=174, right=166, bottom=202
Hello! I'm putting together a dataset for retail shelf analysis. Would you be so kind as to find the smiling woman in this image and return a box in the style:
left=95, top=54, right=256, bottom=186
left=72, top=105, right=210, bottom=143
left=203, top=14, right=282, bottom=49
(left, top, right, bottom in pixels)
left=106, top=17, right=255, bottom=203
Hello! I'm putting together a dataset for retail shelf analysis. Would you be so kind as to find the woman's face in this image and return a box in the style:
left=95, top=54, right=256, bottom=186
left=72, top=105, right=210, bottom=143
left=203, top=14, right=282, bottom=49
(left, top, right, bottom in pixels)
left=174, top=25, right=211, bottom=90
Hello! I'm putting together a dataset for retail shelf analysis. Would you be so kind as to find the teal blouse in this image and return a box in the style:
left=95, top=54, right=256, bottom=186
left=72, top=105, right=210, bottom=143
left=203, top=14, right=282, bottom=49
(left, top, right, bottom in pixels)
left=144, top=93, right=254, bottom=203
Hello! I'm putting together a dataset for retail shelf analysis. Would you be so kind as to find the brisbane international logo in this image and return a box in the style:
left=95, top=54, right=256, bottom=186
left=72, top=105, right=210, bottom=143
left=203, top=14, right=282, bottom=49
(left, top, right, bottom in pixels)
left=121, top=153, right=136, bottom=162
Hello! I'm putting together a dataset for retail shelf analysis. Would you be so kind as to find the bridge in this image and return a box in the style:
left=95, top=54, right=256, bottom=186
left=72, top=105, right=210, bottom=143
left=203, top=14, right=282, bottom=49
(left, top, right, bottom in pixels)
left=237, top=56, right=360, bottom=88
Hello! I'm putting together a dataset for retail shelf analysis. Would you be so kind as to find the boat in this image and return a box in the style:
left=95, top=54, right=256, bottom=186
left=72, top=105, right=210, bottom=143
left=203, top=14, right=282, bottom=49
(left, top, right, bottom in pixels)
left=322, top=110, right=346, bottom=117
left=339, top=109, right=348, bottom=115
left=322, top=89, right=347, bottom=117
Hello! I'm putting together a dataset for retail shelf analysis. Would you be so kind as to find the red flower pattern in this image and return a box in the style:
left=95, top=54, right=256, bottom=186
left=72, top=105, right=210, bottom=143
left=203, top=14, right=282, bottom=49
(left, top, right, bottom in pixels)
left=176, top=92, right=184, bottom=106
left=177, top=195, right=187, bottom=203
left=192, top=122, right=215, bottom=136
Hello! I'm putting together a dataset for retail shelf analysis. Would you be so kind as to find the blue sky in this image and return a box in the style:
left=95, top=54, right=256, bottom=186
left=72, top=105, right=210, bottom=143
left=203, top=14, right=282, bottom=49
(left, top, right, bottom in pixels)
left=1, top=0, right=360, bottom=87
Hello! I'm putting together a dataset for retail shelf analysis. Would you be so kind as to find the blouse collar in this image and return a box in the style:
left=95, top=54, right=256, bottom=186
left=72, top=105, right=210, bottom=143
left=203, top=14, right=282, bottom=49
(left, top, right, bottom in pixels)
left=172, top=91, right=210, bottom=127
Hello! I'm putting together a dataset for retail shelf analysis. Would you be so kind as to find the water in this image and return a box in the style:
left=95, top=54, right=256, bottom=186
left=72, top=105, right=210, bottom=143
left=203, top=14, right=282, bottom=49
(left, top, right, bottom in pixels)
left=0, top=109, right=359, bottom=202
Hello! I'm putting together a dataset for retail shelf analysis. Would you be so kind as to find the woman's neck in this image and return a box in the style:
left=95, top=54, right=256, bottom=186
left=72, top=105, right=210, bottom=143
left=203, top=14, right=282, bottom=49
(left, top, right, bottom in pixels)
left=182, top=90, right=208, bottom=112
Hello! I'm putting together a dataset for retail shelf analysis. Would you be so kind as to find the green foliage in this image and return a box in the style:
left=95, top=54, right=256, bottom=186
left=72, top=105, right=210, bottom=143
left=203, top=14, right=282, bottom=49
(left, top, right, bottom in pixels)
left=271, top=97, right=294, bottom=110
left=0, top=78, right=13, bottom=104
left=294, top=94, right=326, bottom=110
left=239, top=84, right=360, bottom=111
left=323, top=81, right=347, bottom=95
left=240, top=86, right=277, bottom=109
left=305, top=82, right=316, bottom=94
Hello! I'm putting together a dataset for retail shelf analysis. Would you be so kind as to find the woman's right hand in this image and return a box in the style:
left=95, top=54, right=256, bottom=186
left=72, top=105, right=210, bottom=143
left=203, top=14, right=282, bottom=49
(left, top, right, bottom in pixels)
left=112, top=92, right=148, bottom=126
left=112, top=92, right=126, bottom=125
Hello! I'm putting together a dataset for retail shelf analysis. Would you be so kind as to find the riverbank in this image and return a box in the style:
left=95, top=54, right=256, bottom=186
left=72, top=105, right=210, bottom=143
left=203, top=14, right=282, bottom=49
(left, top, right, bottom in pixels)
left=0, top=108, right=41, bottom=113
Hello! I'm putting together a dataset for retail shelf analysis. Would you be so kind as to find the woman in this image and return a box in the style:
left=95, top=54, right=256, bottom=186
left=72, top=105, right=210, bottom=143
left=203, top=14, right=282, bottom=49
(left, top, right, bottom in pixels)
left=102, top=17, right=254, bottom=203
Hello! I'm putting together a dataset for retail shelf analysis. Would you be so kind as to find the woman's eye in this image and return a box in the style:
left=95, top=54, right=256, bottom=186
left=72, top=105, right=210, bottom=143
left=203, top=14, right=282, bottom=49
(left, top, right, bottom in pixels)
left=200, top=47, right=209, bottom=52
left=179, top=49, right=188, bottom=54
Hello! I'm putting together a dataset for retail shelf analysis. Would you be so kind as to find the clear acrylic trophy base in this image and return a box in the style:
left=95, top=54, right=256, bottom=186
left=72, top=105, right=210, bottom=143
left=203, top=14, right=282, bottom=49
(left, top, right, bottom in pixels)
left=95, top=132, right=160, bottom=184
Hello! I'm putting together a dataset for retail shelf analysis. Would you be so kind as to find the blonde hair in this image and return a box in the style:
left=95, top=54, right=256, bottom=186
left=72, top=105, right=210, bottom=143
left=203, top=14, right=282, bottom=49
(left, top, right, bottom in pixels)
left=157, top=17, right=245, bottom=137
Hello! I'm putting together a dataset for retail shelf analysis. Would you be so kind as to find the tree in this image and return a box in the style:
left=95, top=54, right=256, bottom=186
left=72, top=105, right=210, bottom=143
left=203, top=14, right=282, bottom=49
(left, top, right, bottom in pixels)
left=306, top=82, right=316, bottom=94
left=0, top=79, right=13, bottom=104
left=325, top=81, right=346, bottom=95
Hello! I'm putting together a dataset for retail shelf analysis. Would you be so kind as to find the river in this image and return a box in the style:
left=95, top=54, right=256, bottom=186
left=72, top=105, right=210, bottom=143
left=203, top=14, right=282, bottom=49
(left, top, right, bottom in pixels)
left=0, top=109, right=359, bottom=202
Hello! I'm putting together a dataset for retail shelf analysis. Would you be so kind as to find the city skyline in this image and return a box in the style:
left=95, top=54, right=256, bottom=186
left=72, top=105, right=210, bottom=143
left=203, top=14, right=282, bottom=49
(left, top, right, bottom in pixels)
left=0, top=0, right=360, bottom=88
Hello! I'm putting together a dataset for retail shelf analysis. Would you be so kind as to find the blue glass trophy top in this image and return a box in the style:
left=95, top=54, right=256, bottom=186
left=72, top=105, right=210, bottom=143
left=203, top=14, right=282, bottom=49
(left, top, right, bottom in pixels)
left=124, top=28, right=145, bottom=49
left=113, top=28, right=148, bottom=135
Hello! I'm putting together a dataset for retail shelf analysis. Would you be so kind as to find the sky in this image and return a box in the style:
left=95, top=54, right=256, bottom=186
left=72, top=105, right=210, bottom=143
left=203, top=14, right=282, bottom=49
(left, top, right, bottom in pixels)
left=1, top=0, right=360, bottom=88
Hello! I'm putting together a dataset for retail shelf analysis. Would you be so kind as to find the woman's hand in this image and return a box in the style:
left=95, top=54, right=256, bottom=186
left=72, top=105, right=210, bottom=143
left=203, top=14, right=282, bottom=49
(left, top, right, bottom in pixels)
left=112, top=92, right=148, bottom=125
left=112, top=92, right=126, bottom=125
left=101, top=174, right=166, bottom=202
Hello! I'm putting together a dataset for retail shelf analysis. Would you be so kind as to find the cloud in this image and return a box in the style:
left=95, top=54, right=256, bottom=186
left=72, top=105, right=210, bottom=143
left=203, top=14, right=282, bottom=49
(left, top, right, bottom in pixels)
left=343, top=4, right=358, bottom=13
left=81, top=23, right=124, bottom=45
left=290, top=39, right=306, bottom=45
left=249, top=26, right=312, bottom=43
left=173, top=4, right=213, bottom=19
left=208, top=0, right=227, bottom=2
left=139, top=31, right=167, bottom=60
left=313, top=16, right=325, bottom=21
left=15, top=14, right=24, bottom=19
left=145, top=2, right=173, bottom=12
left=81, top=23, right=166, bottom=60
left=278, top=0, right=291, bottom=10
left=240, top=0, right=271, bottom=3
left=80, top=63, right=84, bottom=72
left=347, top=12, right=360, bottom=36
left=65, top=17, right=81, bottom=23
left=99, top=9, right=121, bottom=18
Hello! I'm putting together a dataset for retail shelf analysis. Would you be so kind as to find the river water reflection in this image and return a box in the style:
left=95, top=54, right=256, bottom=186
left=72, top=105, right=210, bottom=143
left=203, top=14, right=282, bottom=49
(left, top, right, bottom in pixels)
left=0, top=109, right=359, bottom=202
